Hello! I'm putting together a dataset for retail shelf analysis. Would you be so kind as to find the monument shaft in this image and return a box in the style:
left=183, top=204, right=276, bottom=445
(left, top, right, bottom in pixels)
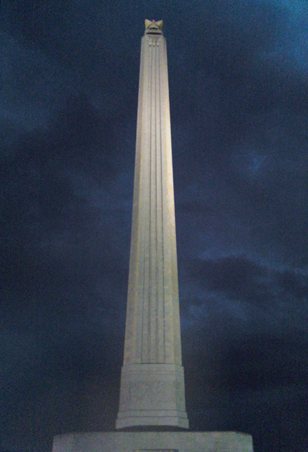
left=116, top=21, right=189, bottom=429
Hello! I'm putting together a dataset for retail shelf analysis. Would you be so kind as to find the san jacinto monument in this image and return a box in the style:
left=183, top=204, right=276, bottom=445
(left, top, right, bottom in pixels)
left=52, top=19, right=254, bottom=452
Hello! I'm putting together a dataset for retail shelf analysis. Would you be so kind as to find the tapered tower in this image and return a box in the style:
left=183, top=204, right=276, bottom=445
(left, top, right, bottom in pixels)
left=52, top=20, right=254, bottom=452
left=116, top=19, right=189, bottom=430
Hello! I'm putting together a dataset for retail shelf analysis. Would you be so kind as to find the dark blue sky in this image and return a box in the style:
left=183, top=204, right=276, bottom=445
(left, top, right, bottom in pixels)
left=1, top=1, right=308, bottom=451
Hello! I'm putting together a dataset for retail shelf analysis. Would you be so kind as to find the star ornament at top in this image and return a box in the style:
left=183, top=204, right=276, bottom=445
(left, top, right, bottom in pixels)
left=144, top=19, right=164, bottom=31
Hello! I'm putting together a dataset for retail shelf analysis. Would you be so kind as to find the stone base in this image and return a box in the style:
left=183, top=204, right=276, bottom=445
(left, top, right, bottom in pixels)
left=116, top=364, right=189, bottom=429
left=52, top=431, right=254, bottom=451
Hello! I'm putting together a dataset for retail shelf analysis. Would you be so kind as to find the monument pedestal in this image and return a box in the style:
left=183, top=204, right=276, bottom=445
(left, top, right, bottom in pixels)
left=52, top=431, right=254, bottom=452
left=116, top=364, right=189, bottom=429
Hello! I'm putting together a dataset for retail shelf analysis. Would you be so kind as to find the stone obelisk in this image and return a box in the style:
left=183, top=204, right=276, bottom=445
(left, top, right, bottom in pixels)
left=116, top=19, right=189, bottom=430
left=52, top=20, right=254, bottom=451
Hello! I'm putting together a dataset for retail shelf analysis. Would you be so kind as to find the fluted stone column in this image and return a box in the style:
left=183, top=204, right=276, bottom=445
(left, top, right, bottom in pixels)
left=116, top=19, right=189, bottom=430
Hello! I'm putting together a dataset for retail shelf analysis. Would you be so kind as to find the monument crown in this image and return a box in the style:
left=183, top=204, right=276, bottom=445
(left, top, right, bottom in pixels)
left=144, top=18, right=163, bottom=34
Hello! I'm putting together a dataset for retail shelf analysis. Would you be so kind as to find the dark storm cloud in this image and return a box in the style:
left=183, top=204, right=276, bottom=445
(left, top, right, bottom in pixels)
left=189, top=255, right=307, bottom=308
left=171, top=0, right=308, bottom=268
left=1, top=94, right=129, bottom=425
left=183, top=255, right=307, bottom=348
left=1, top=0, right=307, bottom=451
left=181, top=255, right=308, bottom=451
left=181, top=255, right=308, bottom=430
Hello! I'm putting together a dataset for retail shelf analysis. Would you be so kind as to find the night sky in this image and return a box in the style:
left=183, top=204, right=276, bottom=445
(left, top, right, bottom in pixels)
left=1, top=1, right=308, bottom=451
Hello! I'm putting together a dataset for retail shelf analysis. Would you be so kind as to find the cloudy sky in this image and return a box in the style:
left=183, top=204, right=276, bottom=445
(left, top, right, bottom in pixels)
left=1, top=1, right=308, bottom=451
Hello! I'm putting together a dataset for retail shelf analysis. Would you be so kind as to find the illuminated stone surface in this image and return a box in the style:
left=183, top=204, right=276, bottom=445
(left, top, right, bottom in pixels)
left=52, top=431, right=254, bottom=451
left=116, top=18, right=188, bottom=430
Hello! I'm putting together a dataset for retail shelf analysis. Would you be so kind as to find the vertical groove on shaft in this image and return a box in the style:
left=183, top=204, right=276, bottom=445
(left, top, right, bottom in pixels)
left=159, top=41, right=166, bottom=363
left=153, top=43, right=157, bottom=362
left=155, top=42, right=161, bottom=362
left=147, top=40, right=152, bottom=361
left=152, top=40, right=155, bottom=361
